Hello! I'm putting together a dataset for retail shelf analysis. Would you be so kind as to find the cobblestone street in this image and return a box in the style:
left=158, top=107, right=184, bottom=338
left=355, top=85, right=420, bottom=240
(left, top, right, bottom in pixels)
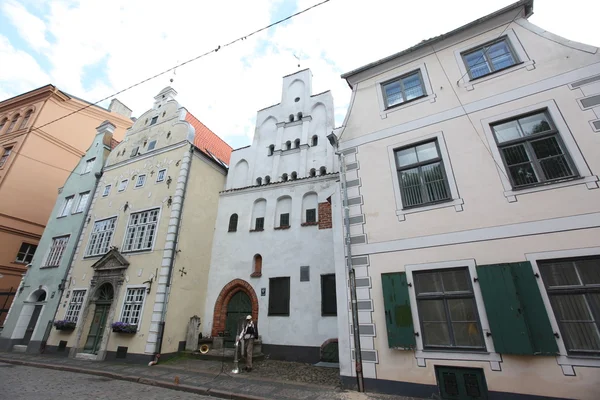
left=0, top=362, right=212, bottom=400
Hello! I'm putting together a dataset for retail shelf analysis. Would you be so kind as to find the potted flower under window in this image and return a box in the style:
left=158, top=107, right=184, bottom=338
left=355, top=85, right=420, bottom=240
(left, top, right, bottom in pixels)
left=54, top=320, right=76, bottom=331
left=111, top=321, right=137, bottom=333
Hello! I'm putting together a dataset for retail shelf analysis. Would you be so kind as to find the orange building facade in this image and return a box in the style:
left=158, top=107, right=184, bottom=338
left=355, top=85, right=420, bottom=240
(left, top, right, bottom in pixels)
left=0, top=85, right=133, bottom=324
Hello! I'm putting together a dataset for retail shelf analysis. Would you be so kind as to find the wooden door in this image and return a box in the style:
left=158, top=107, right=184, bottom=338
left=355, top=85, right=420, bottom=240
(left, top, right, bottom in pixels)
left=22, top=305, right=43, bottom=345
left=225, top=291, right=251, bottom=348
left=83, top=304, right=110, bottom=354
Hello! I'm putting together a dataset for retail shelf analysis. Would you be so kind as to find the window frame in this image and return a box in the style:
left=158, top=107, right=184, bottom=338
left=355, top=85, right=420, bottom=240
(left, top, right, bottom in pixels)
left=102, top=184, right=111, bottom=197
left=7, top=114, right=19, bottom=132
left=65, top=289, right=87, bottom=322
left=58, top=196, right=74, bottom=217
left=268, top=277, right=290, bottom=316
left=118, top=179, right=129, bottom=192
left=228, top=213, right=238, bottom=232
left=156, top=169, right=167, bottom=183
left=119, top=285, right=147, bottom=327
left=42, top=235, right=70, bottom=268
left=20, top=110, right=32, bottom=129
left=150, top=116, right=158, bottom=125
left=135, top=174, right=147, bottom=188
left=381, top=69, right=427, bottom=110
left=279, top=213, right=290, bottom=228
left=0, top=146, right=13, bottom=168
left=387, top=131, right=463, bottom=221
left=82, top=158, right=96, bottom=174
left=147, top=140, right=157, bottom=151
left=254, top=217, right=265, bottom=231
left=85, top=216, right=117, bottom=257
left=321, top=274, right=337, bottom=316
left=73, top=191, right=90, bottom=214
left=461, top=36, right=519, bottom=81
left=15, top=242, right=37, bottom=264
left=121, top=207, right=161, bottom=253
left=306, top=208, right=317, bottom=223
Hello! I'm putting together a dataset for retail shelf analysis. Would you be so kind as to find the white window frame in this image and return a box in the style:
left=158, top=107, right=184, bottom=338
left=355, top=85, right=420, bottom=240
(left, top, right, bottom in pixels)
left=121, top=207, right=161, bottom=253
left=118, top=285, right=147, bottom=326
left=15, top=242, right=37, bottom=264
left=42, top=235, right=70, bottom=268
left=85, top=216, right=118, bottom=257
left=405, top=259, right=501, bottom=370
left=481, top=100, right=599, bottom=203
left=387, top=131, right=463, bottom=221
left=526, top=247, right=600, bottom=376
left=156, top=169, right=167, bottom=183
left=118, top=179, right=129, bottom=192
left=102, top=185, right=111, bottom=197
left=454, top=29, right=534, bottom=91
left=73, top=191, right=90, bottom=214
left=82, top=158, right=96, bottom=174
left=375, top=63, right=436, bottom=119
left=58, top=196, right=74, bottom=217
left=64, top=289, right=87, bottom=322
left=135, top=174, right=146, bottom=188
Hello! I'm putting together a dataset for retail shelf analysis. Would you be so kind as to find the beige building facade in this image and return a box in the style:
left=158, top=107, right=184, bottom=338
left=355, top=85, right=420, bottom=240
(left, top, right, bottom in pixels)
left=46, top=87, right=231, bottom=361
left=332, top=1, right=600, bottom=399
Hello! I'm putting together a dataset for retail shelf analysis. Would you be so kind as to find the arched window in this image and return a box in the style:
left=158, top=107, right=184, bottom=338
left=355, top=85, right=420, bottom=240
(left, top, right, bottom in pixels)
left=320, top=166, right=327, bottom=175
left=252, top=199, right=267, bottom=231
left=265, top=175, right=271, bottom=184
left=309, top=168, right=316, bottom=177
left=297, top=112, right=303, bottom=120
left=0, top=118, right=8, bottom=131
left=291, top=171, right=297, bottom=180
left=20, top=110, right=32, bottom=129
left=256, top=177, right=262, bottom=185
left=311, top=135, right=318, bottom=146
left=285, top=141, right=291, bottom=150
left=7, top=114, right=20, bottom=132
left=275, top=196, right=292, bottom=228
left=294, top=139, right=300, bottom=148
left=228, top=213, right=238, bottom=232
left=252, top=254, right=262, bottom=277
left=289, top=114, right=294, bottom=122
left=282, top=173, right=288, bottom=182
left=268, top=144, right=275, bottom=156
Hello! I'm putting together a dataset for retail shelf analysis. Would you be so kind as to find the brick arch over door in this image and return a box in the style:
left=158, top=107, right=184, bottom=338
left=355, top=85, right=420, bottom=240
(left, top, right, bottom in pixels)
left=211, top=279, right=259, bottom=337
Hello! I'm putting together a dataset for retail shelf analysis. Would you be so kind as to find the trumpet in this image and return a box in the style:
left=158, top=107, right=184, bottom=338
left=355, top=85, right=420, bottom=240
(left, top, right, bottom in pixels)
left=199, top=344, right=210, bottom=354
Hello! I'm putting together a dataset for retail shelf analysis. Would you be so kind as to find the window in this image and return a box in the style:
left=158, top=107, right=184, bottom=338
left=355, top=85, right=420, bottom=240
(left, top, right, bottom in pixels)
left=123, top=208, right=159, bottom=252
left=7, top=114, right=19, bottom=132
left=282, top=173, right=288, bottom=182
left=268, top=277, right=290, bottom=316
left=255, top=217, right=264, bottom=231
left=86, top=217, right=117, bottom=257
left=309, top=168, right=316, bottom=177
left=103, top=185, right=111, bottom=197
left=120, top=287, right=146, bottom=325
left=491, top=110, right=577, bottom=189
left=0, top=147, right=13, bottom=168
left=15, top=243, right=37, bottom=264
left=294, top=139, right=300, bottom=148
left=20, top=110, right=32, bottom=129
left=135, top=174, right=146, bottom=188
left=382, top=70, right=425, bottom=108
left=394, top=140, right=450, bottom=208
left=58, top=196, right=74, bottom=217
left=279, top=213, right=290, bottom=227
left=256, top=177, right=262, bottom=185
left=228, top=213, right=238, bottom=232
left=319, top=166, right=326, bottom=175
left=539, top=256, right=600, bottom=355
left=321, top=274, right=337, bottom=316
left=306, top=209, right=316, bottom=223
left=73, top=192, right=90, bottom=214
left=265, top=175, right=271, bottom=184
left=253, top=254, right=262, bottom=276
left=462, top=37, right=518, bottom=80
left=118, top=179, right=128, bottom=192
left=0, top=118, right=7, bottom=131
left=150, top=116, right=158, bottom=125
left=285, top=140, right=291, bottom=150
left=65, top=290, right=86, bottom=322
left=268, top=145, right=274, bottom=156
left=414, top=268, right=485, bottom=350
left=82, top=158, right=95, bottom=174
left=291, top=172, right=297, bottom=180
left=147, top=140, right=156, bottom=151
left=156, top=169, right=166, bottom=182
left=130, top=146, right=139, bottom=157
left=311, top=135, right=318, bottom=146
left=44, top=236, right=69, bottom=267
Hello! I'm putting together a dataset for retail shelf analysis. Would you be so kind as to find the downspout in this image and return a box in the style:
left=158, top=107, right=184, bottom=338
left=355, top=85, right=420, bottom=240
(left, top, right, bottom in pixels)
left=152, top=144, right=193, bottom=364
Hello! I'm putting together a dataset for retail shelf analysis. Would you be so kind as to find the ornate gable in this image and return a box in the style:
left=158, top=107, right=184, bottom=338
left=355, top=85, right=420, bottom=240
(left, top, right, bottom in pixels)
left=91, top=247, right=130, bottom=272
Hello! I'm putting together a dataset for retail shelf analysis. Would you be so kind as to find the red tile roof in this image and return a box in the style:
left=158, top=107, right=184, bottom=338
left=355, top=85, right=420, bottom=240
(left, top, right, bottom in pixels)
left=110, top=138, right=120, bottom=150
left=185, top=111, right=232, bottom=166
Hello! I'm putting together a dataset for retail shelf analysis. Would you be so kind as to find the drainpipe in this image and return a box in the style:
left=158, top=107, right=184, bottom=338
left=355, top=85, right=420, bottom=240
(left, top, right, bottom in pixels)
left=153, top=145, right=193, bottom=363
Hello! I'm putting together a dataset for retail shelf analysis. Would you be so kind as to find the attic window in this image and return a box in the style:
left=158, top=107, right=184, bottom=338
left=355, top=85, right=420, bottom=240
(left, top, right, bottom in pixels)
left=130, top=147, right=139, bottom=157
left=295, top=97, right=300, bottom=102
left=256, top=177, right=262, bottom=185
left=150, top=116, right=158, bottom=125
left=309, top=168, right=316, bottom=177
left=285, top=141, right=291, bottom=150
left=294, top=139, right=300, bottom=148
left=265, top=175, right=271, bottom=184
left=282, top=173, right=288, bottom=182
left=320, top=166, right=326, bottom=175
left=297, top=112, right=303, bottom=120
left=289, top=114, right=294, bottom=122
left=291, top=171, right=297, bottom=180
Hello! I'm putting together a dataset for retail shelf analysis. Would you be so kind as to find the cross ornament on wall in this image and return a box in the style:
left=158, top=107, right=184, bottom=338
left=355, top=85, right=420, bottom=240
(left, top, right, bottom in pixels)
left=178, top=267, right=187, bottom=277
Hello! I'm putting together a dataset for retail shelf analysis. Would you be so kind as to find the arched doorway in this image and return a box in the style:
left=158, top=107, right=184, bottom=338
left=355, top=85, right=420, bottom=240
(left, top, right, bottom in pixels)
left=225, top=291, right=251, bottom=347
left=211, top=279, right=259, bottom=343
left=21, top=289, right=47, bottom=345
left=83, top=283, right=113, bottom=354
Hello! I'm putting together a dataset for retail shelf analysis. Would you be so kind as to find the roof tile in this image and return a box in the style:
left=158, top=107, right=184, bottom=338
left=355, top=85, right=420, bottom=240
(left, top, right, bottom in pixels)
left=185, top=111, right=232, bottom=165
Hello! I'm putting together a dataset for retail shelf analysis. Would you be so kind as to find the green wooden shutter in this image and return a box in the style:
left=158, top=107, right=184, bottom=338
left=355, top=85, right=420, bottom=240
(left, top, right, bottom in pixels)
left=510, top=262, right=558, bottom=355
left=381, top=272, right=416, bottom=349
left=477, top=262, right=558, bottom=356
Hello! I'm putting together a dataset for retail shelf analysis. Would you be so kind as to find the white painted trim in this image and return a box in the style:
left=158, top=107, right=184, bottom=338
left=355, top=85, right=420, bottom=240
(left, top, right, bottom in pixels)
left=156, top=168, right=167, bottom=183
left=387, top=131, right=464, bottom=221
left=105, top=141, right=188, bottom=171
left=83, top=214, right=120, bottom=258
left=375, top=63, right=436, bottom=119
left=117, top=284, right=148, bottom=329
left=480, top=99, right=598, bottom=201
left=134, top=174, right=147, bottom=189
left=404, top=259, right=501, bottom=370
left=120, top=206, right=163, bottom=254
left=454, top=29, right=534, bottom=90
left=102, top=184, right=112, bottom=197
left=526, top=247, right=600, bottom=373
left=351, top=212, right=600, bottom=256
left=117, top=179, right=129, bottom=192
left=589, top=119, right=600, bottom=133
left=65, top=288, right=88, bottom=324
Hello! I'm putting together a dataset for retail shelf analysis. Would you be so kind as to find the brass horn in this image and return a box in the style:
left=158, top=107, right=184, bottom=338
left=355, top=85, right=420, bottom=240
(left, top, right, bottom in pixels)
left=199, top=344, right=210, bottom=354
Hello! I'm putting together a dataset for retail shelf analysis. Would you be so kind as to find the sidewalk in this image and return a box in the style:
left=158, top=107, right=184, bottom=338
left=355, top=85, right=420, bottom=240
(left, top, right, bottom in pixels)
left=0, top=351, right=421, bottom=400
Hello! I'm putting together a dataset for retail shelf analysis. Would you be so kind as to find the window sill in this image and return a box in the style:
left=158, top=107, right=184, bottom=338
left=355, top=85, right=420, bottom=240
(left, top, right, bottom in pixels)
left=274, top=226, right=290, bottom=230
left=121, top=248, right=153, bottom=255
left=250, top=272, right=262, bottom=278
left=380, top=94, right=436, bottom=120
left=415, top=349, right=502, bottom=371
left=83, top=254, right=103, bottom=260
left=504, top=175, right=599, bottom=202
left=556, top=354, right=600, bottom=376
left=249, top=229, right=264, bottom=232
left=461, top=60, right=534, bottom=91
left=56, top=215, right=68, bottom=219
left=71, top=211, right=83, bottom=215
left=228, top=230, right=237, bottom=233
left=13, top=261, right=28, bottom=265
left=396, top=198, right=464, bottom=221
left=268, top=314, right=290, bottom=317
left=301, top=222, right=318, bottom=226
left=40, top=265, right=59, bottom=270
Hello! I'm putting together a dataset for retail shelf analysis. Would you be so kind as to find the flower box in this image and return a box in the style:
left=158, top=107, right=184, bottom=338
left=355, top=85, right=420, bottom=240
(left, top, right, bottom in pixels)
left=54, top=320, right=76, bottom=331
left=111, top=322, right=137, bottom=334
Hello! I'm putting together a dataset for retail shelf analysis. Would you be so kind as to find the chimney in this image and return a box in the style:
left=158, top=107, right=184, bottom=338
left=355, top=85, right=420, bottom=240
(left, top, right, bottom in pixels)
left=96, top=120, right=116, bottom=148
left=109, top=99, right=133, bottom=118
left=153, top=86, right=178, bottom=110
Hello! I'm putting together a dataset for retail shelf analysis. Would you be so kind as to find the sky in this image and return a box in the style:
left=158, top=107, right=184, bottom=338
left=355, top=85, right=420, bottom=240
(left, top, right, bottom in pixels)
left=1, top=0, right=599, bottom=149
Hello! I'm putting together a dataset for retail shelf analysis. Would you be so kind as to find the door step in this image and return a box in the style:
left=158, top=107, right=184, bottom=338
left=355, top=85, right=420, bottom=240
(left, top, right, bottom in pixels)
left=75, top=353, right=98, bottom=361
left=12, top=345, right=27, bottom=353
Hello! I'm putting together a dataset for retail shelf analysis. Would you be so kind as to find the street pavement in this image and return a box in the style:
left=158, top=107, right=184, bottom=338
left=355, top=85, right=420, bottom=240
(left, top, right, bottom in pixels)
left=0, top=362, right=213, bottom=399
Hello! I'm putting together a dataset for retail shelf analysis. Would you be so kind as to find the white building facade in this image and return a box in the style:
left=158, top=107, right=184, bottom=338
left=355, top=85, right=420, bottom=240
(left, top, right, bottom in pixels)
left=332, top=1, right=600, bottom=399
left=202, top=69, right=341, bottom=362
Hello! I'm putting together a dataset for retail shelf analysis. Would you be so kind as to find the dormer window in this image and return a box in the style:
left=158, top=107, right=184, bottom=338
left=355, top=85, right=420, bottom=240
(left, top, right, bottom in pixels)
left=150, top=116, right=158, bottom=125
left=285, top=141, right=291, bottom=150
left=147, top=140, right=157, bottom=151
left=382, top=70, right=425, bottom=109
left=294, top=139, right=300, bottom=148
left=462, top=37, right=518, bottom=80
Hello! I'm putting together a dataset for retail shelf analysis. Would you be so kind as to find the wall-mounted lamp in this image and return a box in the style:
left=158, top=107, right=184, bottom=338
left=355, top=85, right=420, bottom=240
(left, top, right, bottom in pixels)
left=166, top=176, right=172, bottom=188
left=124, top=201, right=129, bottom=212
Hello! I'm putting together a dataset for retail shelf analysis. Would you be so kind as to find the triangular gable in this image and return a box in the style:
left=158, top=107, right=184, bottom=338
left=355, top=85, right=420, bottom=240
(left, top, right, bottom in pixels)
left=90, top=247, right=130, bottom=272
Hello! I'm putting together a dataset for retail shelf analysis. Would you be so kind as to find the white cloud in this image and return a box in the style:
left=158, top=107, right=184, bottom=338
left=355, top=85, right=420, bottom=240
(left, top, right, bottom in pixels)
left=0, top=0, right=599, bottom=149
